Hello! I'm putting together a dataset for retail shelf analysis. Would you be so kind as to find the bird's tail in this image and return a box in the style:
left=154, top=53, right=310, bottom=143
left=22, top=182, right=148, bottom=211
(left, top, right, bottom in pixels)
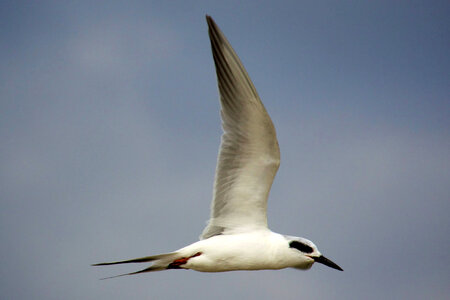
left=92, top=252, right=179, bottom=279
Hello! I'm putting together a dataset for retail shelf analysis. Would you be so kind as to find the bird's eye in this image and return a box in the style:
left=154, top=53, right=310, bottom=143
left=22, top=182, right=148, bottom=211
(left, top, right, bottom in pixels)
left=289, top=241, right=313, bottom=254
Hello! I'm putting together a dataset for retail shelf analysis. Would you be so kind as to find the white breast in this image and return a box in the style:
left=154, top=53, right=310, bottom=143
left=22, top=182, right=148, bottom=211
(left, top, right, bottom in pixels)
left=178, top=231, right=312, bottom=272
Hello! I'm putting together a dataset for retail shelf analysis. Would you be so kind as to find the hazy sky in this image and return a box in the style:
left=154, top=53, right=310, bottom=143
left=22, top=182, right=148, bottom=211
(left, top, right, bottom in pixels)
left=1, top=1, right=449, bottom=299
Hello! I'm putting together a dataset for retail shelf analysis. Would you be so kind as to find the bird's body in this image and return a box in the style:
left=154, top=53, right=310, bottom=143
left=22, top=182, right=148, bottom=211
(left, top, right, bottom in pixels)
left=173, top=231, right=314, bottom=272
left=93, top=15, right=343, bottom=279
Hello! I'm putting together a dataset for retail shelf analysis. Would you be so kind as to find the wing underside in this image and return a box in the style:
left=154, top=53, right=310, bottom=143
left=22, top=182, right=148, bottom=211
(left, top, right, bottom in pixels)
left=201, top=16, right=280, bottom=239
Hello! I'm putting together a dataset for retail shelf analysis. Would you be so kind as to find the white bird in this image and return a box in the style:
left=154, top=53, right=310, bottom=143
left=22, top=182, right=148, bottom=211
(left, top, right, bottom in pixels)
left=93, top=15, right=343, bottom=278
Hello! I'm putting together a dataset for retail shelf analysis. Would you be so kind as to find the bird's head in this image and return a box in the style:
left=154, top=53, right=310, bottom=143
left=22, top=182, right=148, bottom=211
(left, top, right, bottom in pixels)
left=286, top=236, right=343, bottom=271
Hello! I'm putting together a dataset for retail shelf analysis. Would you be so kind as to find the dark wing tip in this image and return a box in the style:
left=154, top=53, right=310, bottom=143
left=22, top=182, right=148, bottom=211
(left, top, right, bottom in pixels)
left=205, top=15, right=219, bottom=34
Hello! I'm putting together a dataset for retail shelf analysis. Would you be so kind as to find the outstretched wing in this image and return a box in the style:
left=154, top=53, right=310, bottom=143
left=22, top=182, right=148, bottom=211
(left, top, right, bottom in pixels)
left=201, top=16, right=280, bottom=239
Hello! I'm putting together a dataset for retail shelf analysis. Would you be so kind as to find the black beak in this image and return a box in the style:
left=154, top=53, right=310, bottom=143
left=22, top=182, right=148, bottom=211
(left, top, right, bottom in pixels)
left=313, top=255, right=343, bottom=271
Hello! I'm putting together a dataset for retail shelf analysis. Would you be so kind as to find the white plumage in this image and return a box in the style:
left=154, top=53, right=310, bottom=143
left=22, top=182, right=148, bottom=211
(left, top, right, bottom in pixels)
left=93, top=15, right=342, bottom=279
left=201, top=15, right=280, bottom=240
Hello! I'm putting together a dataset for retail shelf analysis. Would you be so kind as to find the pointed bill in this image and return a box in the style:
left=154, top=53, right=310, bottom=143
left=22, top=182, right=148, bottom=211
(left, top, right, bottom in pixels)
left=314, top=255, right=343, bottom=271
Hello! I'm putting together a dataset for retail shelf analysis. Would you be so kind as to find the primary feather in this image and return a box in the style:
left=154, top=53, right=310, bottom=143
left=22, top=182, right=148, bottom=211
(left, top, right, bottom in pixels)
left=201, top=16, right=280, bottom=239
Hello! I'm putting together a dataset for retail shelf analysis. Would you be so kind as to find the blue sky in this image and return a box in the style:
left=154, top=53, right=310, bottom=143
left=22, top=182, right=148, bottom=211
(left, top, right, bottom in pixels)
left=1, top=1, right=449, bottom=299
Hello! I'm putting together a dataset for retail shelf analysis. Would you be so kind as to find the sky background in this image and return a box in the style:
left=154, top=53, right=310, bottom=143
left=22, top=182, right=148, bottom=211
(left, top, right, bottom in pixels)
left=1, top=1, right=449, bottom=299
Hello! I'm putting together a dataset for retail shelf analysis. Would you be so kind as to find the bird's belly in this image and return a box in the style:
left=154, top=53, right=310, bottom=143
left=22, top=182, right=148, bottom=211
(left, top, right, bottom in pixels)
left=183, top=237, right=291, bottom=272
left=186, top=254, right=286, bottom=272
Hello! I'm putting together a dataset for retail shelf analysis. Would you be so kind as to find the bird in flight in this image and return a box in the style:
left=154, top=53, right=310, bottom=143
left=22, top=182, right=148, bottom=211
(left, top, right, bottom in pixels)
left=93, top=15, right=343, bottom=279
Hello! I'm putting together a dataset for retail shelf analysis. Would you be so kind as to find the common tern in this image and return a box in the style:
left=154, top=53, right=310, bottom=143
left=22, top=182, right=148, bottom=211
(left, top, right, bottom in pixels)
left=93, top=15, right=343, bottom=278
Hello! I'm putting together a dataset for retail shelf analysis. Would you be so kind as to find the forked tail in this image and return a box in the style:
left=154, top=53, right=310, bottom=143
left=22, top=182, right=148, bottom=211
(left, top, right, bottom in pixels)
left=92, top=252, right=179, bottom=279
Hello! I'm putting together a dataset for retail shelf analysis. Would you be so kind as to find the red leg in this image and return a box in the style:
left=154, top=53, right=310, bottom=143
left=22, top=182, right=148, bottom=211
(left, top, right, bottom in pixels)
left=167, top=252, right=202, bottom=269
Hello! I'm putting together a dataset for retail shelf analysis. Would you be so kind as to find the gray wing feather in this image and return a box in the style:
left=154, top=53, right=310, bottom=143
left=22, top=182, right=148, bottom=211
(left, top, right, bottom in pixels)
left=201, top=16, right=280, bottom=239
